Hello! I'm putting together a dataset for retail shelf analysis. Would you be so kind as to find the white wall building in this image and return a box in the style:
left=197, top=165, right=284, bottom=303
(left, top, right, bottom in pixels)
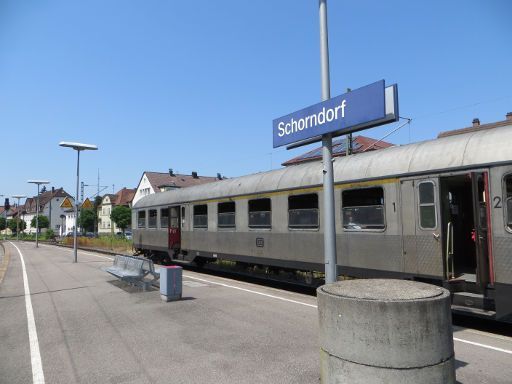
left=132, top=170, right=220, bottom=206
left=97, top=188, right=136, bottom=235
left=22, top=188, right=74, bottom=235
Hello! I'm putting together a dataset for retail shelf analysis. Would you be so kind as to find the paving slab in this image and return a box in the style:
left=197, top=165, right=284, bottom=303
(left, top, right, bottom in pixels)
left=1, top=241, right=511, bottom=384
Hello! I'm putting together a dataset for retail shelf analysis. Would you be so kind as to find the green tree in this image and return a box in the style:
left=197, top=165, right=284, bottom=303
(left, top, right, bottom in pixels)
left=111, top=205, right=131, bottom=233
left=31, top=215, right=49, bottom=231
left=8, top=218, right=26, bottom=233
left=0, top=217, right=6, bottom=231
left=79, top=208, right=95, bottom=233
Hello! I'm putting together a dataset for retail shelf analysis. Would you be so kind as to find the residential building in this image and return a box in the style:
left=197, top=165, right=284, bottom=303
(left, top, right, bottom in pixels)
left=282, top=135, right=394, bottom=166
left=23, top=188, right=74, bottom=234
left=98, top=188, right=136, bottom=235
left=132, top=170, right=222, bottom=206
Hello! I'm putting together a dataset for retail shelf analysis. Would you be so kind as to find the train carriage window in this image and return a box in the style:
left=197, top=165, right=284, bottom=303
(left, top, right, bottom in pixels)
left=193, top=204, right=208, bottom=229
left=288, top=194, right=319, bottom=229
left=160, top=208, right=169, bottom=228
left=505, top=175, right=512, bottom=230
left=148, top=209, right=157, bottom=228
left=418, top=182, right=436, bottom=229
left=170, top=207, right=180, bottom=228
left=218, top=202, right=236, bottom=228
left=248, top=198, right=271, bottom=228
left=342, top=187, right=385, bottom=230
left=137, top=210, right=146, bottom=228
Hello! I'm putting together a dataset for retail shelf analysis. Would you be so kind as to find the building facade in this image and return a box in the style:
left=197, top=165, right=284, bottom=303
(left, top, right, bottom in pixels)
left=132, top=170, right=221, bottom=206
left=98, top=188, right=136, bottom=235
left=22, top=188, right=74, bottom=235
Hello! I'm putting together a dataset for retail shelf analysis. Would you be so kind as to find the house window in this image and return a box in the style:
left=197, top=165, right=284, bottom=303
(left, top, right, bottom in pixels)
left=218, top=202, right=235, bottom=228
left=160, top=208, right=169, bottom=228
left=342, top=187, right=385, bottom=230
left=418, top=181, right=436, bottom=229
left=248, top=198, right=271, bottom=229
left=138, top=211, right=146, bottom=228
left=504, top=175, right=512, bottom=231
left=193, top=205, right=208, bottom=229
left=288, top=194, right=319, bottom=229
left=148, top=209, right=157, bottom=228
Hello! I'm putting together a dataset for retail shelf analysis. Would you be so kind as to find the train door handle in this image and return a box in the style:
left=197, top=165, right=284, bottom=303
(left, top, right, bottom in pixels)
left=433, top=233, right=440, bottom=240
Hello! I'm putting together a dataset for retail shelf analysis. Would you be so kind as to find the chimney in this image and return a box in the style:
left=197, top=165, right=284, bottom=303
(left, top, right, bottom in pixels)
left=217, top=173, right=222, bottom=180
left=192, top=171, right=198, bottom=179
left=506, top=112, right=512, bottom=121
left=472, top=118, right=480, bottom=127
left=169, top=168, right=175, bottom=176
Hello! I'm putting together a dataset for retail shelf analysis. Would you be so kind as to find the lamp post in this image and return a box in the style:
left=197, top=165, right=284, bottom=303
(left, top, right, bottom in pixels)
left=27, top=180, right=50, bottom=248
left=59, top=141, right=98, bottom=263
left=0, top=194, right=5, bottom=240
left=12, top=195, right=26, bottom=241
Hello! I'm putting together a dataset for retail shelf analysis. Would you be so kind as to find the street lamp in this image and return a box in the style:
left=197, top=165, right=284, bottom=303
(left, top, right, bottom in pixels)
left=27, top=180, right=50, bottom=248
left=59, top=141, right=98, bottom=263
left=0, top=194, right=5, bottom=240
left=12, top=195, right=26, bottom=241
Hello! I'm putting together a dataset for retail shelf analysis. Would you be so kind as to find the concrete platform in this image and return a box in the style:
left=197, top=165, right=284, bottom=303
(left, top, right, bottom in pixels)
left=1, top=241, right=512, bottom=384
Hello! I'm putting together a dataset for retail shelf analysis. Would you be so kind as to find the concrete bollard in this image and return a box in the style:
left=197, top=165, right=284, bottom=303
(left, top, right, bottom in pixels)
left=317, top=279, right=455, bottom=384
left=160, top=265, right=182, bottom=302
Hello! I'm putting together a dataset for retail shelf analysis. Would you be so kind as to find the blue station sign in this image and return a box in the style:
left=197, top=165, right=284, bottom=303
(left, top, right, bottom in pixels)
left=273, top=80, right=398, bottom=148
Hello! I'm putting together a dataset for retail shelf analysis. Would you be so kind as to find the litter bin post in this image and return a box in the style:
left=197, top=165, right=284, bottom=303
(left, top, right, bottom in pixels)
left=160, top=266, right=182, bottom=302
left=317, top=279, right=455, bottom=384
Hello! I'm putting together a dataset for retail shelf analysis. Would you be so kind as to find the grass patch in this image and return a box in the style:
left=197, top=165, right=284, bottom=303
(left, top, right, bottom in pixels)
left=62, top=236, right=133, bottom=253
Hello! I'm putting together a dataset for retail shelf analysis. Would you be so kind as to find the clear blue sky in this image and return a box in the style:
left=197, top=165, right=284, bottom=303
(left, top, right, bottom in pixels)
left=1, top=0, right=510, bottom=203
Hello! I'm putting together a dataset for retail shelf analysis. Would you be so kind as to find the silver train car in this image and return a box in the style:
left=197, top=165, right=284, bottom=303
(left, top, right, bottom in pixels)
left=133, top=124, right=512, bottom=323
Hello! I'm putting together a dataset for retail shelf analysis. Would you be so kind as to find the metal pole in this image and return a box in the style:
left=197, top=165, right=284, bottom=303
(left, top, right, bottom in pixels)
left=74, top=150, right=80, bottom=263
left=319, top=0, right=337, bottom=283
left=16, top=197, right=20, bottom=241
left=36, top=184, right=40, bottom=248
left=0, top=195, right=3, bottom=241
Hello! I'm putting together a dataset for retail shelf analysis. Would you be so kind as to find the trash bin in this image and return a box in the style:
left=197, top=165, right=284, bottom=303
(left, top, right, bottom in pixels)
left=160, top=265, right=182, bottom=302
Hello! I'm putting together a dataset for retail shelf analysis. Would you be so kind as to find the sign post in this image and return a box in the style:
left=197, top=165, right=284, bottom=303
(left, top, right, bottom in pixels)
left=319, top=0, right=337, bottom=284
left=272, top=2, right=398, bottom=284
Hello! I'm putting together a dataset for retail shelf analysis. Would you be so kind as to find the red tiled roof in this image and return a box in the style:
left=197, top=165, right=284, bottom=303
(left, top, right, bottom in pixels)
left=438, top=115, right=512, bottom=138
left=24, top=188, right=72, bottom=213
left=282, top=135, right=394, bottom=166
left=114, top=188, right=136, bottom=206
left=143, top=172, right=220, bottom=192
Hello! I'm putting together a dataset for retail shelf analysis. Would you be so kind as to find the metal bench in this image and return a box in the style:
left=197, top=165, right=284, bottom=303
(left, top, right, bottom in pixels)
left=104, top=255, right=159, bottom=290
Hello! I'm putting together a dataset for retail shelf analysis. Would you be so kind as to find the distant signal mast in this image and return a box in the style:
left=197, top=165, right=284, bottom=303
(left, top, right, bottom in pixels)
left=80, top=169, right=108, bottom=202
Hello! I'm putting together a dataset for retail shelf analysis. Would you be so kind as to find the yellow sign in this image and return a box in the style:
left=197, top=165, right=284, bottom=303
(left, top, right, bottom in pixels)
left=60, top=197, right=73, bottom=209
left=82, top=198, right=93, bottom=209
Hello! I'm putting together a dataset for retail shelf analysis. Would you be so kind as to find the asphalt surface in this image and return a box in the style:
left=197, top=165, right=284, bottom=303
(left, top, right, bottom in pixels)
left=0, top=241, right=511, bottom=384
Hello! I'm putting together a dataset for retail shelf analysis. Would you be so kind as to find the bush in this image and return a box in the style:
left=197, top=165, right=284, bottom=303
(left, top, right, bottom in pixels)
left=43, top=229, right=55, bottom=240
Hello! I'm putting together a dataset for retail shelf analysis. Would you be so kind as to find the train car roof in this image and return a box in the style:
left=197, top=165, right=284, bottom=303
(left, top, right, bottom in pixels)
left=133, top=123, right=512, bottom=208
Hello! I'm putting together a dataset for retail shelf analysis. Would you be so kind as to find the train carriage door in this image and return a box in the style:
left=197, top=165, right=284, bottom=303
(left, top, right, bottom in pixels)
left=168, top=206, right=181, bottom=254
left=400, top=178, right=443, bottom=277
left=471, top=172, right=492, bottom=289
left=439, top=172, right=491, bottom=291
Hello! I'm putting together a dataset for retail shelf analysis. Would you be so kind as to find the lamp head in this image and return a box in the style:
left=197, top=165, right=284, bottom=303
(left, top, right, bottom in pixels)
left=59, top=141, right=98, bottom=151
